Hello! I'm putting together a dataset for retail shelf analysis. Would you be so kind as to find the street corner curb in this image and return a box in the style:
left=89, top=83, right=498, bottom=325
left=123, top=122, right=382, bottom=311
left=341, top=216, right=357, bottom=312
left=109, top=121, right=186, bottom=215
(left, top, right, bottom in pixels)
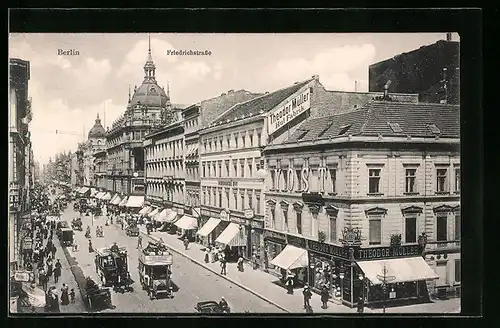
left=139, top=231, right=291, bottom=313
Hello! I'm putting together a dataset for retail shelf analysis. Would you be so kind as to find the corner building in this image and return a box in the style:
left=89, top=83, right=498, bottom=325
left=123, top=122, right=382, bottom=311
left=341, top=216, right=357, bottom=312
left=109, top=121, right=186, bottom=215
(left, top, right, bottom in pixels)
left=262, top=100, right=460, bottom=307
left=197, top=75, right=392, bottom=263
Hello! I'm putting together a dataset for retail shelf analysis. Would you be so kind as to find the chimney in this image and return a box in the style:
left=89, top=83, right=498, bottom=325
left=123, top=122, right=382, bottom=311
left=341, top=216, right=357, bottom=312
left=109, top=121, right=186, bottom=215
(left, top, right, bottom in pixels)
left=383, top=80, right=392, bottom=100
left=446, top=33, right=452, bottom=41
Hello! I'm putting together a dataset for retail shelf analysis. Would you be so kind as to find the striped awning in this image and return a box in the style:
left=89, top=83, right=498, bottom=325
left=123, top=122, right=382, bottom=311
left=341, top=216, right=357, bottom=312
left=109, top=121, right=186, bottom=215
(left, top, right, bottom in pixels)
left=197, top=218, right=221, bottom=237
left=101, top=192, right=112, bottom=201
left=95, top=192, right=105, bottom=200
left=155, top=209, right=168, bottom=222
left=148, top=208, right=159, bottom=218
left=118, top=197, right=129, bottom=207
left=110, top=195, right=121, bottom=205
left=215, top=222, right=247, bottom=247
left=138, top=206, right=152, bottom=215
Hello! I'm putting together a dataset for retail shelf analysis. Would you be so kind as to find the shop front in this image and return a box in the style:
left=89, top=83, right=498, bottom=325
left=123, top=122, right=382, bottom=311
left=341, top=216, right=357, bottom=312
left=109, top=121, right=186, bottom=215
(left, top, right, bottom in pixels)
left=263, top=230, right=287, bottom=277
left=355, top=244, right=438, bottom=307
left=174, top=210, right=198, bottom=241
left=196, top=217, right=222, bottom=246
left=306, top=239, right=352, bottom=300
left=268, top=234, right=309, bottom=287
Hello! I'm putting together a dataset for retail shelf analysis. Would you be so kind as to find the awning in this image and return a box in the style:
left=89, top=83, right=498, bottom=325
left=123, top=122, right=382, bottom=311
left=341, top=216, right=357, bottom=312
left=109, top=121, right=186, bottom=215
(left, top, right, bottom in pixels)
left=95, top=192, right=105, bottom=200
left=174, top=215, right=198, bottom=230
left=111, top=195, right=122, bottom=205
left=155, top=209, right=168, bottom=222
left=270, top=245, right=309, bottom=270
left=357, top=257, right=439, bottom=285
left=148, top=208, right=160, bottom=218
left=126, top=196, right=144, bottom=208
left=118, top=197, right=129, bottom=207
left=197, top=218, right=221, bottom=237
left=90, top=188, right=98, bottom=197
left=101, top=192, right=112, bottom=201
left=78, top=187, right=90, bottom=194
left=164, top=210, right=178, bottom=223
left=215, top=222, right=247, bottom=247
left=138, top=206, right=151, bottom=215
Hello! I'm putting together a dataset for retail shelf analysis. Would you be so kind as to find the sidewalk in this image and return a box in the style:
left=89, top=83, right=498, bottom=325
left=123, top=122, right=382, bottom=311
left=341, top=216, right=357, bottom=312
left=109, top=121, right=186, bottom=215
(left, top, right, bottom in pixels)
left=138, top=227, right=360, bottom=314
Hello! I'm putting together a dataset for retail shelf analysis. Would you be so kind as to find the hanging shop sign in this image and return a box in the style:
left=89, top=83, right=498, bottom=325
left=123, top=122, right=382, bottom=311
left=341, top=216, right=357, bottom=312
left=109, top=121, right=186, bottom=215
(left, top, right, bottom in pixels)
left=355, top=244, right=423, bottom=261
left=287, top=234, right=307, bottom=248
left=263, top=230, right=287, bottom=243
left=244, top=209, right=255, bottom=219
left=307, top=239, right=349, bottom=259
left=250, top=220, right=264, bottom=229
left=268, top=88, right=311, bottom=135
left=220, top=210, right=229, bottom=221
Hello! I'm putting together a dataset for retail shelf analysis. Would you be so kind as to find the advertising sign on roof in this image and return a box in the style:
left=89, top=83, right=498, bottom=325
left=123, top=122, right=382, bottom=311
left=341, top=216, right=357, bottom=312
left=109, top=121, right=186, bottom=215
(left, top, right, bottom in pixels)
left=267, top=88, right=311, bottom=135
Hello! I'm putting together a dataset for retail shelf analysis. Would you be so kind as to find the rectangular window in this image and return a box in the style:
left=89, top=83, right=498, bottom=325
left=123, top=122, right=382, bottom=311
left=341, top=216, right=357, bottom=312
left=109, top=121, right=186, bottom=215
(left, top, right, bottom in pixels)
left=455, top=168, right=460, bottom=192
left=295, top=169, right=302, bottom=191
left=283, top=169, right=288, bottom=190
left=240, top=162, right=245, bottom=178
left=270, top=170, right=276, bottom=190
left=329, top=216, right=336, bottom=242
left=283, top=211, right=288, bottom=232
left=368, top=168, right=381, bottom=194
left=436, top=262, right=447, bottom=286
left=437, top=216, right=448, bottom=246
left=248, top=160, right=253, bottom=178
left=369, top=218, right=381, bottom=245
left=257, top=133, right=262, bottom=147
left=234, top=135, right=238, bottom=148
left=405, top=168, right=417, bottom=193
left=233, top=160, right=237, bottom=178
left=218, top=161, right=222, bottom=178
left=218, top=190, right=222, bottom=208
left=455, top=213, right=461, bottom=241
left=296, top=212, right=302, bottom=234
left=219, top=138, right=223, bottom=150
left=405, top=216, right=417, bottom=243
left=234, top=192, right=238, bottom=209
left=248, top=191, right=252, bottom=209
left=329, top=168, right=336, bottom=193
left=255, top=193, right=261, bottom=214
left=271, top=209, right=275, bottom=229
left=436, top=168, right=448, bottom=193
left=202, top=164, right=206, bottom=178
left=454, top=259, right=461, bottom=282
left=225, top=161, right=230, bottom=178
left=240, top=194, right=244, bottom=210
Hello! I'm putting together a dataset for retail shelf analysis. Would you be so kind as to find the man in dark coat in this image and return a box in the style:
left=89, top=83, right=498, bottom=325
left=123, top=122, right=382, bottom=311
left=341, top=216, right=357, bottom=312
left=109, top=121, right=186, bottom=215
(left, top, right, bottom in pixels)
left=302, top=285, right=312, bottom=309
left=320, top=285, right=330, bottom=309
left=54, top=259, right=62, bottom=283
left=51, top=244, right=57, bottom=258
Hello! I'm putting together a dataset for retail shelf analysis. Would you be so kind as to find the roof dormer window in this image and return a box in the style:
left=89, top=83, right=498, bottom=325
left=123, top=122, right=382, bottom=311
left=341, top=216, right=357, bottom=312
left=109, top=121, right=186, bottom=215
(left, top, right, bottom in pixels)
left=428, top=124, right=441, bottom=134
left=388, top=122, right=403, bottom=133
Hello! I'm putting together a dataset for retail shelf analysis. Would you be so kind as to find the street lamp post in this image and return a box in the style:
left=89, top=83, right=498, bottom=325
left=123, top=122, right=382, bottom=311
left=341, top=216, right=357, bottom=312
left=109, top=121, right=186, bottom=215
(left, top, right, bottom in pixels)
left=376, top=263, right=396, bottom=314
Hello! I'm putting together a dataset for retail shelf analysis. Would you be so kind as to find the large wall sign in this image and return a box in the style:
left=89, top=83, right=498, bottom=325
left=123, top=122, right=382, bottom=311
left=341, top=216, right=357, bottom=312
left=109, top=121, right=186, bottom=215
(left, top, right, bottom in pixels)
left=355, top=245, right=423, bottom=261
left=267, top=88, right=311, bottom=135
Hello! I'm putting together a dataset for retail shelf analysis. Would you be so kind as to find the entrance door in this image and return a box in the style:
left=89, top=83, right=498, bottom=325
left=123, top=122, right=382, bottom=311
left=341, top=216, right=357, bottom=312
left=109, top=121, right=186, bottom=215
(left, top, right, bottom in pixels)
left=435, top=262, right=448, bottom=287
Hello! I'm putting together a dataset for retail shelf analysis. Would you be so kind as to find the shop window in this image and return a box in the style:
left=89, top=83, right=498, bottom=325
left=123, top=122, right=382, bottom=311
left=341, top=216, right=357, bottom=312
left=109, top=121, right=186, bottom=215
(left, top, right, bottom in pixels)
left=454, top=167, right=460, bottom=193
left=455, top=213, right=461, bottom=242
left=369, top=218, right=381, bottom=245
left=405, top=216, right=417, bottom=243
left=436, top=168, right=448, bottom=193
left=454, top=259, right=461, bottom=282
left=296, top=212, right=302, bottom=234
left=405, top=168, right=417, bottom=193
left=436, top=216, right=448, bottom=247
left=368, top=168, right=381, bottom=194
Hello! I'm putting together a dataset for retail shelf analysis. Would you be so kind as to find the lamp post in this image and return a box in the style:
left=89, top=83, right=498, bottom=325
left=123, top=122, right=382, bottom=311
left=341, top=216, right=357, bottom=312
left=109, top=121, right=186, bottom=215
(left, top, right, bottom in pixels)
left=376, top=263, right=396, bottom=314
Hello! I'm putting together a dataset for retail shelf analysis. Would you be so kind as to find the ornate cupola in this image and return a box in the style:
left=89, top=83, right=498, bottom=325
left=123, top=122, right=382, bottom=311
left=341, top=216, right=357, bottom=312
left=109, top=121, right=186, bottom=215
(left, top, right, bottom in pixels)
left=143, top=34, right=156, bottom=82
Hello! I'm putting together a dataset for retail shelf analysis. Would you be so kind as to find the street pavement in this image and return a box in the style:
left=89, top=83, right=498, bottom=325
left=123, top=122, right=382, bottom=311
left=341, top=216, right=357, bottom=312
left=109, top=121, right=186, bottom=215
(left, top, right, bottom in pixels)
left=141, top=227, right=462, bottom=314
left=60, top=202, right=283, bottom=313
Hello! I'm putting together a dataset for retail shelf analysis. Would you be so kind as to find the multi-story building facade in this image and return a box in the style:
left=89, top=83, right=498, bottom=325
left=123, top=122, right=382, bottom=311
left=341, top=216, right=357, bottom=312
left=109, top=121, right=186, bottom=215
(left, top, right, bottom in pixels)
left=9, top=58, right=33, bottom=271
left=70, top=152, right=79, bottom=187
left=93, top=149, right=108, bottom=190
left=369, top=34, right=460, bottom=105
left=82, top=114, right=106, bottom=187
left=197, top=75, right=418, bottom=264
left=105, top=41, right=173, bottom=196
left=262, top=100, right=460, bottom=307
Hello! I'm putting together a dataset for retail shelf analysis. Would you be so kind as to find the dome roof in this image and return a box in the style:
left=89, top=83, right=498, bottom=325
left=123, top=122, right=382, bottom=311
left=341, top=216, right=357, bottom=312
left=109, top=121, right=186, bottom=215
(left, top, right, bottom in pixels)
left=129, top=81, right=169, bottom=108
left=88, top=114, right=106, bottom=139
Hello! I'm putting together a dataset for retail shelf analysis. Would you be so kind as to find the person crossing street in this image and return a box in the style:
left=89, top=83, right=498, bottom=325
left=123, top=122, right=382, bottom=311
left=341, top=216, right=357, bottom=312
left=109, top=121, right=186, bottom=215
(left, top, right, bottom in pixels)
left=137, top=235, right=142, bottom=249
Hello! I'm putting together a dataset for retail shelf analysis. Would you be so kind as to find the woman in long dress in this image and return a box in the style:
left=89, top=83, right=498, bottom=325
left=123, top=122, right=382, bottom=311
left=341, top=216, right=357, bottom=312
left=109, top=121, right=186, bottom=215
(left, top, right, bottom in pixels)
left=60, top=284, right=69, bottom=305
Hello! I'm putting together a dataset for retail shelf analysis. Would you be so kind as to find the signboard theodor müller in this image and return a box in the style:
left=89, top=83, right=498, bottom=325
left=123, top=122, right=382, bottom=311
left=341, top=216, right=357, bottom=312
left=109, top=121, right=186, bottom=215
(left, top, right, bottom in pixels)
left=267, top=88, right=311, bottom=135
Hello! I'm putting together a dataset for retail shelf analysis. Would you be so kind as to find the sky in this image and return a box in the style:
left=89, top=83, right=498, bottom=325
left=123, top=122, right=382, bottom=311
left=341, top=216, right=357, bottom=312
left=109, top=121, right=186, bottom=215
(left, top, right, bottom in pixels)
left=9, top=33, right=459, bottom=165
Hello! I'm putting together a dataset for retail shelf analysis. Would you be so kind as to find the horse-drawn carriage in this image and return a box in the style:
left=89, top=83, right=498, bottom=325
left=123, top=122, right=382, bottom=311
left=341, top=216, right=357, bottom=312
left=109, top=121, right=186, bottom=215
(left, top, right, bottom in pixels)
left=84, top=277, right=114, bottom=311
left=138, top=241, right=174, bottom=300
left=95, top=246, right=133, bottom=293
left=126, top=220, right=140, bottom=237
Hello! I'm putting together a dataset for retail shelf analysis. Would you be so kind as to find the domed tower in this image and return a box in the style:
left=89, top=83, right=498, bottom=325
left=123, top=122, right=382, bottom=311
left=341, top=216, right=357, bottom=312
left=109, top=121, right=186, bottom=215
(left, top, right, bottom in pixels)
left=87, top=113, right=106, bottom=152
left=126, top=35, right=172, bottom=125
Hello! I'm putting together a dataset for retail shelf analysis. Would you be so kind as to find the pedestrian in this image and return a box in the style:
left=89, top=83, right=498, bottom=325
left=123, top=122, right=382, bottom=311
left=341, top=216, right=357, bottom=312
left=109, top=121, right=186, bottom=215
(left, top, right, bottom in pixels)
left=54, top=259, right=62, bottom=283
left=183, top=237, right=189, bottom=250
left=38, top=268, right=45, bottom=286
left=204, top=248, right=209, bottom=263
left=49, top=287, right=60, bottom=312
left=286, top=271, right=295, bottom=294
left=60, top=283, right=69, bottom=305
left=137, top=235, right=143, bottom=249
left=70, top=288, right=76, bottom=303
left=88, top=240, right=94, bottom=253
left=357, top=296, right=364, bottom=313
left=252, top=252, right=258, bottom=270
left=47, top=262, right=53, bottom=280
left=49, top=229, right=53, bottom=240
left=303, top=285, right=312, bottom=309
left=237, top=256, right=244, bottom=272
left=40, top=271, right=48, bottom=291
left=220, top=256, right=227, bottom=275
left=321, top=285, right=329, bottom=309
left=51, top=244, right=57, bottom=258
